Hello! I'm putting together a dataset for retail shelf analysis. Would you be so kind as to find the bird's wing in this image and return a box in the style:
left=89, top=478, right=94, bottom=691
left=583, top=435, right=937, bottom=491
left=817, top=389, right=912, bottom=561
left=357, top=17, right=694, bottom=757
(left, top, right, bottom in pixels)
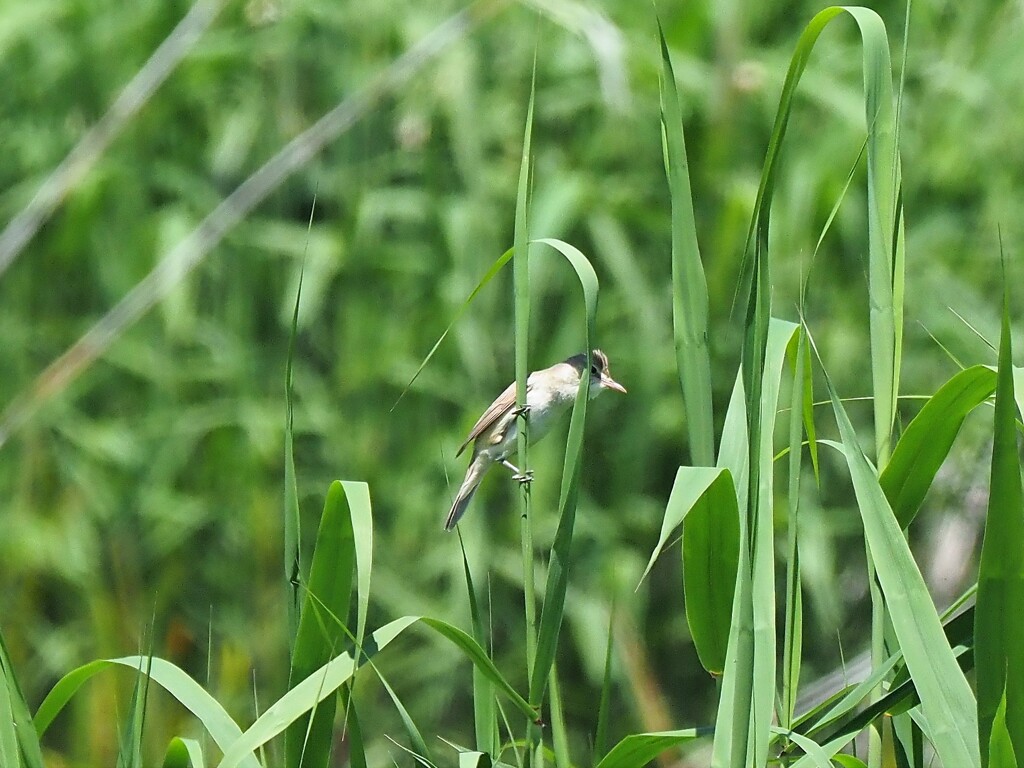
left=456, top=380, right=526, bottom=457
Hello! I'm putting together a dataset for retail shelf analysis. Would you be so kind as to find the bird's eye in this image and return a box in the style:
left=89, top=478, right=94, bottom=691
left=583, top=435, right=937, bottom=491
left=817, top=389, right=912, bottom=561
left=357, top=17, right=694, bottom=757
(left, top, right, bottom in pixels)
left=590, top=365, right=600, bottom=377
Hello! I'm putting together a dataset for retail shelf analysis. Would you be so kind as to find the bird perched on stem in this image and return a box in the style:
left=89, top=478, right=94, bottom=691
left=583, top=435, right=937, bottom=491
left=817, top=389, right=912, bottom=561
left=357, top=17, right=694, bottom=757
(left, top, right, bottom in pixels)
left=445, top=349, right=626, bottom=530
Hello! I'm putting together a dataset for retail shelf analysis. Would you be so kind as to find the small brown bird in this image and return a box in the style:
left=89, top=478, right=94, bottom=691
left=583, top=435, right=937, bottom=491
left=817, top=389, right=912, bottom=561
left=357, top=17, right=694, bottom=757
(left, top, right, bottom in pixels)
left=445, top=349, right=626, bottom=530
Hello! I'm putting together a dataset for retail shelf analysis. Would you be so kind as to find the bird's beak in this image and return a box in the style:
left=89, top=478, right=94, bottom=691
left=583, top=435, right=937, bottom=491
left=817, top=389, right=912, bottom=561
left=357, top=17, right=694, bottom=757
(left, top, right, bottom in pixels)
left=601, top=374, right=627, bottom=394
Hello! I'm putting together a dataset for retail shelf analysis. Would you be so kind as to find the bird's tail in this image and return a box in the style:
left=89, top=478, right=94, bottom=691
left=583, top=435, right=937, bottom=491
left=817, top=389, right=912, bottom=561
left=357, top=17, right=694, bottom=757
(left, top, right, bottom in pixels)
left=445, top=455, right=489, bottom=531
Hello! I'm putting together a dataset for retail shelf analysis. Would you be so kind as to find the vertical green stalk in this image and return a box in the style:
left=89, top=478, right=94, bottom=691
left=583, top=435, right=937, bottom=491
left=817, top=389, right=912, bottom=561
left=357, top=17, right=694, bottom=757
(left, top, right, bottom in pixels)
left=283, top=211, right=311, bottom=653
left=781, top=330, right=807, bottom=729
left=858, top=10, right=903, bottom=766
left=513, top=78, right=539, bottom=762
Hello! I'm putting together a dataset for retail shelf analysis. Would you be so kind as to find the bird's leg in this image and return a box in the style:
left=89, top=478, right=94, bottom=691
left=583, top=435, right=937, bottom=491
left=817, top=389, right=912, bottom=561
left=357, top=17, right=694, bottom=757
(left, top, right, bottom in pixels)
left=512, top=403, right=531, bottom=419
left=501, top=459, right=534, bottom=484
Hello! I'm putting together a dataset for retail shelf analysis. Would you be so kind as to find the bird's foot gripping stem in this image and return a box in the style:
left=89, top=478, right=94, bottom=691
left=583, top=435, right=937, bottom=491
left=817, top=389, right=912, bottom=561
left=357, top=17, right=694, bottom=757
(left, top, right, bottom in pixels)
left=501, top=459, right=534, bottom=485
left=513, top=470, right=534, bottom=485
left=512, top=404, right=531, bottom=419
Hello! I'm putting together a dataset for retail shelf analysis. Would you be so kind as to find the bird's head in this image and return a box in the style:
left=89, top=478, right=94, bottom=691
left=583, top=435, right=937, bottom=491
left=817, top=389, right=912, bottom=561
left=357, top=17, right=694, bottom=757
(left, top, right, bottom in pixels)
left=566, top=349, right=626, bottom=397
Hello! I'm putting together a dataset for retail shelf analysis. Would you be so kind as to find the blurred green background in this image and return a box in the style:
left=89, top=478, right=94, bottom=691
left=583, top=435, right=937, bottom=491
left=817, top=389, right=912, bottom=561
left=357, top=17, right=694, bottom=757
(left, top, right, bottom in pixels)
left=1, top=0, right=1022, bottom=763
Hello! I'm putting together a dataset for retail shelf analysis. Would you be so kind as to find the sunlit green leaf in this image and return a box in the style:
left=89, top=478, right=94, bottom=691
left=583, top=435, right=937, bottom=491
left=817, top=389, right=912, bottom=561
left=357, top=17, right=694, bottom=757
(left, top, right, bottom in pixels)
left=880, top=365, right=996, bottom=528
left=975, top=286, right=1024, bottom=764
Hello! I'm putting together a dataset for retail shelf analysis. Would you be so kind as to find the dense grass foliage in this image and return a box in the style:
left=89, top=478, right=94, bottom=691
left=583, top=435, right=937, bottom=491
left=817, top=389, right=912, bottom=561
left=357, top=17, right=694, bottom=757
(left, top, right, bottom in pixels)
left=2, top=0, right=1024, bottom=765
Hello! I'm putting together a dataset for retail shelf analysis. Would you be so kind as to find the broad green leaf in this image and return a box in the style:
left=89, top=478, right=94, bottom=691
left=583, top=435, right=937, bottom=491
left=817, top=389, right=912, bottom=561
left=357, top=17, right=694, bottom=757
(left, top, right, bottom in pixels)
left=1, top=626, right=43, bottom=768
left=683, top=471, right=740, bottom=675
left=593, top=728, right=702, bottom=768
left=718, top=374, right=749, bottom=506
left=880, top=365, right=996, bottom=528
left=640, top=466, right=734, bottom=581
left=975, top=288, right=1024, bottom=764
left=821, top=347, right=980, bottom=766
left=286, top=480, right=369, bottom=768
left=162, top=737, right=205, bottom=768
left=0, top=662, right=20, bottom=768
left=658, top=19, right=714, bottom=467
left=641, top=465, right=739, bottom=675
left=831, top=757, right=869, bottom=768
left=990, top=691, right=1018, bottom=768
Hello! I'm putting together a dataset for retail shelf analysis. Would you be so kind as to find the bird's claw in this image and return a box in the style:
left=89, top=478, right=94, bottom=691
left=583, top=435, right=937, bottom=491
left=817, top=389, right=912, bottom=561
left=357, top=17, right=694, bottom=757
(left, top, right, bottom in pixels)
left=512, top=404, right=531, bottom=418
left=513, top=470, right=534, bottom=484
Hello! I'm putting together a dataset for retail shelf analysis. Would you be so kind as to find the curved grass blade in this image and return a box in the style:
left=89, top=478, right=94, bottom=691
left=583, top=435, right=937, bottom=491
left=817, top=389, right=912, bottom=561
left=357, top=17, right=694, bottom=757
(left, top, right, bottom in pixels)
left=880, top=365, right=996, bottom=528
left=373, top=665, right=434, bottom=765
left=35, top=615, right=531, bottom=768
left=35, top=657, right=260, bottom=768
left=974, top=282, right=1024, bottom=764
left=527, top=238, right=599, bottom=706
left=392, top=247, right=514, bottom=411
left=814, top=333, right=980, bottom=767
left=593, top=728, right=703, bottom=768
left=221, top=615, right=534, bottom=768
left=658, top=19, right=714, bottom=466
left=417, top=618, right=537, bottom=723
left=385, top=735, right=437, bottom=768
left=722, top=7, right=904, bottom=764
left=790, top=597, right=974, bottom=746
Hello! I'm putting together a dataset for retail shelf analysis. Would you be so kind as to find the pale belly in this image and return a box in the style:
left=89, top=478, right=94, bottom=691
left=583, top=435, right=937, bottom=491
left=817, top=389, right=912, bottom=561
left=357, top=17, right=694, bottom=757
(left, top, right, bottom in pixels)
left=476, top=385, right=574, bottom=462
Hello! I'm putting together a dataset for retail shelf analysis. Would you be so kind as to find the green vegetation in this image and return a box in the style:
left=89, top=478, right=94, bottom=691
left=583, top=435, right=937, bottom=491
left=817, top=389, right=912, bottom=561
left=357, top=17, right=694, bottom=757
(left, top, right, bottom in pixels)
left=2, top=0, right=1023, bottom=765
